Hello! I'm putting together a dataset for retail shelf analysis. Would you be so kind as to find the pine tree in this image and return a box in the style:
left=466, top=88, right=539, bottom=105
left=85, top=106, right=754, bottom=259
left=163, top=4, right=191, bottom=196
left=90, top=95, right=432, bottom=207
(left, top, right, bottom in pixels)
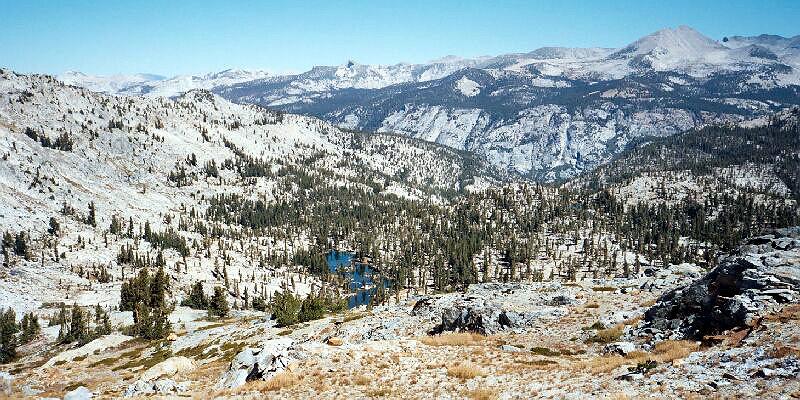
left=0, top=308, right=19, bottom=363
left=48, top=217, right=60, bottom=236
left=87, top=201, right=97, bottom=227
left=94, top=305, right=111, bottom=336
left=64, top=303, right=91, bottom=345
left=19, top=312, right=40, bottom=344
left=269, top=290, right=301, bottom=327
left=120, top=267, right=171, bottom=340
left=209, top=287, right=229, bottom=318
left=150, top=264, right=167, bottom=309
left=110, top=215, right=122, bottom=235
left=182, top=282, right=208, bottom=310
left=14, top=232, right=28, bottom=259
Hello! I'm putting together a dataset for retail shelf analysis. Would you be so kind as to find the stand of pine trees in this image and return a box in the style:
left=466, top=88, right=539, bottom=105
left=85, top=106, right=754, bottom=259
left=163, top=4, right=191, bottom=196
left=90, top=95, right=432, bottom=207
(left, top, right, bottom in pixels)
left=119, top=265, right=171, bottom=340
left=268, top=289, right=346, bottom=327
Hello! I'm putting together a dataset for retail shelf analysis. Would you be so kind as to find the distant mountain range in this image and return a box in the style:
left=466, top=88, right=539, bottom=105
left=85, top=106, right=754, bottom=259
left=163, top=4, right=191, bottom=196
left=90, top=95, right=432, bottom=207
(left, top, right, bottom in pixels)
left=57, top=26, right=800, bottom=180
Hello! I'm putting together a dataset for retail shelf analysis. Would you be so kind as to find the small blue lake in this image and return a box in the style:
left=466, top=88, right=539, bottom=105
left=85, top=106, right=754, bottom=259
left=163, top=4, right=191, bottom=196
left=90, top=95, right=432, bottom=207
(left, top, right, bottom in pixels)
left=326, top=251, right=390, bottom=308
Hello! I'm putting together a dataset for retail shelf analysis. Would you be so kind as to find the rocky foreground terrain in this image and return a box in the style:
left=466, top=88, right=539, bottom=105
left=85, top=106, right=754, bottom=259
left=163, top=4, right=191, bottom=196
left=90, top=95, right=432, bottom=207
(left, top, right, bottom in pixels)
left=1, top=229, right=797, bottom=399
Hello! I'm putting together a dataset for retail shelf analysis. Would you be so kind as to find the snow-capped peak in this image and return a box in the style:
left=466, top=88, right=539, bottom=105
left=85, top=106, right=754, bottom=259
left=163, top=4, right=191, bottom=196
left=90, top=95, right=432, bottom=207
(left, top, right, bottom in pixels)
left=612, top=25, right=726, bottom=59
left=205, top=68, right=272, bottom=80
left=57, top=71, right=166, bottom=93
left=56, top=69, right=272, bottom=98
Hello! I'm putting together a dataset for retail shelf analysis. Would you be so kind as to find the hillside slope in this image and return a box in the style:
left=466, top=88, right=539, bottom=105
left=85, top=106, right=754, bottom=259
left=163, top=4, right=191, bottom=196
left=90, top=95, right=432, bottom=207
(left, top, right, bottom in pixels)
left=0, top=68, right=498, bottom=316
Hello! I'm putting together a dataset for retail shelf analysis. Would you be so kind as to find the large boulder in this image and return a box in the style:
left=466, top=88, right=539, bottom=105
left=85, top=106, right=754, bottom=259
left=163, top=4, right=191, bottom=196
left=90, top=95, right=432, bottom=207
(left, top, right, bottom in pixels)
left=217, top=337, right=297, bottom=389
left=412, top=283, right=573, bottom=335
left=123, top=356, right=196, bottom=397
left=63, top=386, right=92, bottom=400
left=140, top=356, right=196, bottom=381
left=639, top=228, right=800, bottom=340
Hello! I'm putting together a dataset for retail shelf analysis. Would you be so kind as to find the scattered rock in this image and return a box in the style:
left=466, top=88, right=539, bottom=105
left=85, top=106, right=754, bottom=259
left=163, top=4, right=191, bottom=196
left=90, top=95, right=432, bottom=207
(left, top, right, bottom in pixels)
left=0, top=372, right=12, bottom=395
left=616, top=372, right=644, bottom=381
left=63, top=386, right=92, bottom=400
left=140, top=356, right=196, bottom=381
left=722, top=372, right=739, bottom=381
left=600, top=310, right=639, bottom=328
left=412, top=283, right=573, bottom=335
left=604, top=341, right=637, bottom=356
left=327, top=337, right=343, bottom=346
left=124, top=380, right=153, bottom=397
left=547, top=294, right=577, bottom=306
left=500, top=344, right=524, bottom=352
left=217, top=337, right=299, bottom=389
left=125, top=379, right=189, bottom=397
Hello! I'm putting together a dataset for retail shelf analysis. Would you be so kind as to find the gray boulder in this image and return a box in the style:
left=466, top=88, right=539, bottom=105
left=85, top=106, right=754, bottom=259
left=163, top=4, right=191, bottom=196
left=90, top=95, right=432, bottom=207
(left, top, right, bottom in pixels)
left=500, top=344, right=525, bottom=352
left=639, top=228, right=800, bottom=340
left=63, top=386, right=92, bottom=400
left=604, top=341, right=637, bottom=356
left=217, top=337, right=297, bottom=389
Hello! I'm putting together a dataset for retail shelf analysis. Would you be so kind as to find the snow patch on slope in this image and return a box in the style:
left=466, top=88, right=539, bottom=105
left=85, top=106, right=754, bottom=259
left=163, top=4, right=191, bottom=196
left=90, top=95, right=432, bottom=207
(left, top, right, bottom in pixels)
left=455, top=76, right=481, bottom=97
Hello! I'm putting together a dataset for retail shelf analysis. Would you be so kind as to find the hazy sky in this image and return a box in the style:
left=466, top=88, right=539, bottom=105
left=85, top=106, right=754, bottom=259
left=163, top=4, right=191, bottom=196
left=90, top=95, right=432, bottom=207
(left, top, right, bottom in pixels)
left=1, top=0, right=799, bottom=76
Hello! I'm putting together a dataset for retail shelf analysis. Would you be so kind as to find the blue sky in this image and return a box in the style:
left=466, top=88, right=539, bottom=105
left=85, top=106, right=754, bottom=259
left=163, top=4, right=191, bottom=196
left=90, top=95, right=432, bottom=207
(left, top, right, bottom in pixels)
left=1, top=0, right=798, bottom=76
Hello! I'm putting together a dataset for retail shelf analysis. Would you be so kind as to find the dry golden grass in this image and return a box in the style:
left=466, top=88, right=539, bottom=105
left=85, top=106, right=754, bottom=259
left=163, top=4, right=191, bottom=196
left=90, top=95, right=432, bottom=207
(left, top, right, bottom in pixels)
left=652, top=340, right=700, bottom=361
left=467, top=388, right=500, bottom=400
left=447, top=362, right=485, bottom=380
left=640, top=299, right=658, bottom=307
left=770, top=345, right=800, bottom=358
left=764, top=304, right=800, bottom=322
left=310, top=378, right=330, bottom=393
left=366, top=387, right=393, bottom=397
left=623, top=350, right=650, bottom=360
left=622, top=316, right=642, bottom=326
left=234, top=371, right=298, bottom=393
left=586, top=325, right=623, bottom=344
left=420, top=332, right=486, bottom=346
left=353, top=374, right=371, bottom=385
left=575, top=354, right=628, bottom=374
left=575, top=339, right=700, bottom=374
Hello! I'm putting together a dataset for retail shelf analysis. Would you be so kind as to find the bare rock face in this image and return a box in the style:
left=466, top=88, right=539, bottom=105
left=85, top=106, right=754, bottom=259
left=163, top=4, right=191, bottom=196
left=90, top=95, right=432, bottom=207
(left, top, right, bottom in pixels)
left=639, top=227, right=800, bottom=340
left=412, top=283, right=576, bottom=335
left=217, top=338, right=298, bottom=389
